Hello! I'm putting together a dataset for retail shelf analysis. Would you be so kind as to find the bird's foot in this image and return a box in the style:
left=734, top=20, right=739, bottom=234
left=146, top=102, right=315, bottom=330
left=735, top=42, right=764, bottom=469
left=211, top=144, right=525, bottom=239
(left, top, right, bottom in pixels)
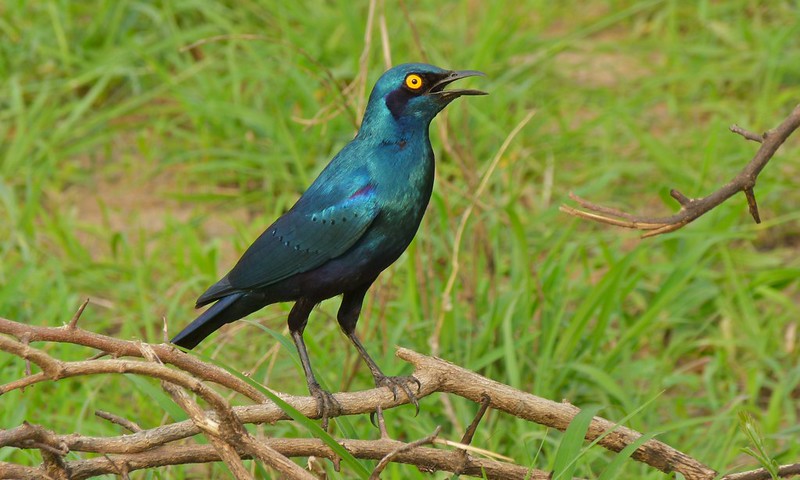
left=308, top=383, right=342, bottom=430
left=369, top=375, right=421, bottom=428
left=374, top=374, right=421, bottom=414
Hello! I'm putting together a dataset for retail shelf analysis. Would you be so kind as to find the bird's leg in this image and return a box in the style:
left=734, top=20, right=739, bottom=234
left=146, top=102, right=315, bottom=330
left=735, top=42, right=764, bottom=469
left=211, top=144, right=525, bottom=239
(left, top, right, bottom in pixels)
left=345, top=330, right=421, bottom=413
left=289, top=299, right=340, bottom=429
left=338, top=288, right=421, bottom=416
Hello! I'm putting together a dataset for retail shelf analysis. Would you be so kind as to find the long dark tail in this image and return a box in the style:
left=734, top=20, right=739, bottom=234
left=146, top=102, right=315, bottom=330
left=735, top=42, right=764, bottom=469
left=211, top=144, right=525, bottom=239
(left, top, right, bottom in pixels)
left=171, top=293, right=258, bottom=349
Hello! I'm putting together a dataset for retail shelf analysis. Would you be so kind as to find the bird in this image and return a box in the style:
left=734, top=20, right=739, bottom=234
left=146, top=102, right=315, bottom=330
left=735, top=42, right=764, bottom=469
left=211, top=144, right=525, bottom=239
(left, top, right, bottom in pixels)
left=171, top=63, right=486, bottom=426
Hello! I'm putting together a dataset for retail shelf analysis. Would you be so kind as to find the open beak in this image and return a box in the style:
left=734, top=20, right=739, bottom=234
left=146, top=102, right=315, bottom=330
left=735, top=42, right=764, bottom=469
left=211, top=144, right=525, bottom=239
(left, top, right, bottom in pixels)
left=428, top=70, right=488, bottom=101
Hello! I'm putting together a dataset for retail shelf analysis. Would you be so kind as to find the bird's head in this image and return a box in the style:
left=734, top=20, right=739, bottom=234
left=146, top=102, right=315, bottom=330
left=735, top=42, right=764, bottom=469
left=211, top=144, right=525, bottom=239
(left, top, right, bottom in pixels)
left=361, top=63, right=486, bottom=132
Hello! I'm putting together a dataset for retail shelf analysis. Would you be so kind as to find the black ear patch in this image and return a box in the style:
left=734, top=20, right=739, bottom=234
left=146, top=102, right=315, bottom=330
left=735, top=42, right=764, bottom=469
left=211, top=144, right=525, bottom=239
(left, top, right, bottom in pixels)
left=385, top=88, right=413, bottom=119
left=385, top=72, right=443, bottom=119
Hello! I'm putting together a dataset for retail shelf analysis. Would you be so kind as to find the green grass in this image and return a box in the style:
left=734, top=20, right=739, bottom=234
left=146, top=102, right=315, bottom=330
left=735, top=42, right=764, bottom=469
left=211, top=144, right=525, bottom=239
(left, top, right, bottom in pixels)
left=2, top=0, right=800, bottom=478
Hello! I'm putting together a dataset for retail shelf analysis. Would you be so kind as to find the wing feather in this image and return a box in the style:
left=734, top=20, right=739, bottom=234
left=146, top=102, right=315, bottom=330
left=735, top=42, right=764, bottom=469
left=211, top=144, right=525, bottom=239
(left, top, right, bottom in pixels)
left=212, top=185, right=379, bottom=295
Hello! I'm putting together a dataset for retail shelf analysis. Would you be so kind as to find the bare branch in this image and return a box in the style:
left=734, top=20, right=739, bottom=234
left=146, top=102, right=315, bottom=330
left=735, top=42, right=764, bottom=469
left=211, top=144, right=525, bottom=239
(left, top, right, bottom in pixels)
left=370, top=426, right=442, bottom=479
left=561, top=103, right=800, bottom=237
left=2, top=316, right=798, bottom=479
left=0, top=316, right=270, bottom=403
left=62, top=440, right=545, bottom=480
left=396, top=348, right=717, bottom=479
left=0, top=422, right=69, bottom=456
left=730, top=124, right=764, bottom=143
left=150, top=350, right=255, bottom=480
left=94, top=411, right=142, bottom=433
left=374, top=405, right=390, bottom=439
left=723, top=463, right=800, bottom=480
left=743, top=187, right=761, bottom=223
left=460, top=393, right=491, bottom=446
left=40, top=448, right=69, bottom=480
left=0, top=463, right=43, bottom=479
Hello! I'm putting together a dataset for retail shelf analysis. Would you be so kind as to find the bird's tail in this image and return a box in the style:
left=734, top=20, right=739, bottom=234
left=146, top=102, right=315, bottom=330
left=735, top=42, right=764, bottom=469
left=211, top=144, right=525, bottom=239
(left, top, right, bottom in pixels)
left=171, top=293, right=251, bottom=349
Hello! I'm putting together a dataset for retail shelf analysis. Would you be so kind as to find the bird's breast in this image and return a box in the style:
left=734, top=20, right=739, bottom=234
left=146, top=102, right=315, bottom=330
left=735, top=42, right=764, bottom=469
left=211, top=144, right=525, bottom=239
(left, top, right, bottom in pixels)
left=360, top=139, right=435, bottom=258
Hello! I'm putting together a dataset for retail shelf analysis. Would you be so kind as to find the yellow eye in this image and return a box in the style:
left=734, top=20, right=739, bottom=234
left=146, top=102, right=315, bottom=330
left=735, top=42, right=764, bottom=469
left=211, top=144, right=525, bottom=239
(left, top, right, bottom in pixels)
left=405, top=74, right=423, bottom=90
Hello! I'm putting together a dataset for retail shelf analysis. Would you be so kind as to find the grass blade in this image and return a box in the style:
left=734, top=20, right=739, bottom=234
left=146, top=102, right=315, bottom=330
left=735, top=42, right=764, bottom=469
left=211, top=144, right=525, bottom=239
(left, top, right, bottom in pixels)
left=597, top=432, right=658, bottom=480
left=551, top=405, right=602, bottom=480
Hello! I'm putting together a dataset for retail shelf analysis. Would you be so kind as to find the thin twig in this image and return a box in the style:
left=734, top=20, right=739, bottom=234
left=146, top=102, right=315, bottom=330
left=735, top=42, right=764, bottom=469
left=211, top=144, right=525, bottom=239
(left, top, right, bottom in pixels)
left=179, top=34, right=268, bottom=53
left=432, top=438, right=514, bottom=463
left=22, top=335, right=31, bottom=380
left=461, top=393, right=491, bottom=446
left=68, top=299, right=90, bottom=329
left=730, top=124, right=764, bottom=143
left=723, top=463, right=800, bottom=480
left=94, top=411, right=142, bottom=433
left=370, top=426, right=442, bottom=479
left=101, top=454, right=130, bottom=480
left=375, top=405, right=390, bottom=439
left=561, top=103, right=800, bottom=237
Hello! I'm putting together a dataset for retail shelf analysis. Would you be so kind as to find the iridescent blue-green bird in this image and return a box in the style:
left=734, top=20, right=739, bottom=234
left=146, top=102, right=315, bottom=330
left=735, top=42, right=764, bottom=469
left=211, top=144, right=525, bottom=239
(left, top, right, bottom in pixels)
left=172, top=63, right=485, bottom=423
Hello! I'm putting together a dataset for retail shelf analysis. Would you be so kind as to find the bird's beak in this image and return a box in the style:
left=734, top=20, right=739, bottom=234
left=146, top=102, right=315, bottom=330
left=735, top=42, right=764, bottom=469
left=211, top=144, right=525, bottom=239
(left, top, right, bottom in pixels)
left=428, top=70, right=488, bottom=101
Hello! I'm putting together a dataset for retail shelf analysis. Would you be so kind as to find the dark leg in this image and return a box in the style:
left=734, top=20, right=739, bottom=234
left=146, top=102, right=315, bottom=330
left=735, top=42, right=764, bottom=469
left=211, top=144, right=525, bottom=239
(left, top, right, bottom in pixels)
left=288, top=298, right=340, bottom=429
left=338, top=286, right=420, bottom=414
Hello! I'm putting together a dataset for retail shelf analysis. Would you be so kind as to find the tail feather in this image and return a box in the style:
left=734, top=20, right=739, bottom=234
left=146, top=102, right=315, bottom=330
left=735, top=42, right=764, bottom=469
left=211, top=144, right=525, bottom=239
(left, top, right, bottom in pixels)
left=172, top=293, right=252, bottom=349
left=196, top=276, right=234, bottom=308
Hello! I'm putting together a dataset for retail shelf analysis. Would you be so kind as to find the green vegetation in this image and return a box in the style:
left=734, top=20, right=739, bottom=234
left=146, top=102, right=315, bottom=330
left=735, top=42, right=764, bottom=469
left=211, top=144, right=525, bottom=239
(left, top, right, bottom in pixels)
left=2, top=1, right=799, bottom=478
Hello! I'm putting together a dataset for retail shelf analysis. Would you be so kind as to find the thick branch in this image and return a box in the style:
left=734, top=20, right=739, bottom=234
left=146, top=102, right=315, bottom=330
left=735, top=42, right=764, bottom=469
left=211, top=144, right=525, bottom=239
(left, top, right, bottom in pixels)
left=0, top=440, right=543, bottom=480
left=152, top=361, right=256, bottom=480
left=2, top=381, right=433, bottom=455
left=2, top=316, right=798, bottom=479
left=157, top=373, right=313, bottom=480
left=396, top=348, right=716, bottom=479
left=0, top=317, right=269, bottom=403
left=0, top=327, right=710, bottom=479
left=560, top=103, right=800, bottom=237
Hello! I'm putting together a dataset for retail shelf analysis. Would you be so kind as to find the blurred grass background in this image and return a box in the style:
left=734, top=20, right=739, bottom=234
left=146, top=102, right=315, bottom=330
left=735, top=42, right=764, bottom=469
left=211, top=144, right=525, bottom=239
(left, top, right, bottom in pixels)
left=1, top=0, right=800, bottom=478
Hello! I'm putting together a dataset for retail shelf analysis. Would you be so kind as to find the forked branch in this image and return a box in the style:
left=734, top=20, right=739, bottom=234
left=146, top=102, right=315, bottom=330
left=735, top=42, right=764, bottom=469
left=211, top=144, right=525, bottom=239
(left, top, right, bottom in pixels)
left=1, top=314, right=799, bottom=479
left=561, top=104, right=800, bottom=237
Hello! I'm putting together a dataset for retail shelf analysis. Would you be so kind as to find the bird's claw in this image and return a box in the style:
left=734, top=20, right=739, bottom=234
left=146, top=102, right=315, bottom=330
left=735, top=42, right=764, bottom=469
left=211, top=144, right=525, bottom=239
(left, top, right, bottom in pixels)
left=369, top=375, right=421, bottom=428
left=308, top=383, right=342, bottom=430
left=375, top=374, right=421, bottom=415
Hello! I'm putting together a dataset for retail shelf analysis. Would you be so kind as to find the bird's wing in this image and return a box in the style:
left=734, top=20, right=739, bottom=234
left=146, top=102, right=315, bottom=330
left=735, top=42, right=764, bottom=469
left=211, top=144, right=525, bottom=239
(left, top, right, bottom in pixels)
left=223, top=184, right=380, bottom=291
